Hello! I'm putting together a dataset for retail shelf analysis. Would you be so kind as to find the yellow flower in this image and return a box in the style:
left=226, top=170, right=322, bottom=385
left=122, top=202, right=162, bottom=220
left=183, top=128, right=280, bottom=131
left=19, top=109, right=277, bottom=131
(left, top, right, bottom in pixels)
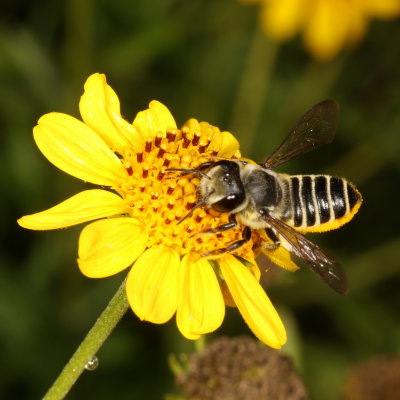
left=241, top=0, right=400, bottom=60
left=18, top=73, right=295, bottom=348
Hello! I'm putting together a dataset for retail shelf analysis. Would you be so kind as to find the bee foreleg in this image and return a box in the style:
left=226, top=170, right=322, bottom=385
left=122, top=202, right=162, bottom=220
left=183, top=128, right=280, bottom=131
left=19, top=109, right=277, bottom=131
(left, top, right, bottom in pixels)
left=202, top=226, right=252, bottom=257
left=192, top=214, right=237, bottom=237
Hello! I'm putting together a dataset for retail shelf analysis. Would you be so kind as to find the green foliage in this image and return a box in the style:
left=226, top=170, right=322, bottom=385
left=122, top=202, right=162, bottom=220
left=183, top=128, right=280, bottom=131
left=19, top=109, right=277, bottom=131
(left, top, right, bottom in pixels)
left=1, top=0, right=400, bottom=398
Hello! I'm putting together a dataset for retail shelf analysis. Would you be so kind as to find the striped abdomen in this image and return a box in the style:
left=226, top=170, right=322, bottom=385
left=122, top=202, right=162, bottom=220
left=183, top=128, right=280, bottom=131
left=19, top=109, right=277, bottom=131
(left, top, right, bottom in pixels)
left=287, top=175, right=362, bottom=232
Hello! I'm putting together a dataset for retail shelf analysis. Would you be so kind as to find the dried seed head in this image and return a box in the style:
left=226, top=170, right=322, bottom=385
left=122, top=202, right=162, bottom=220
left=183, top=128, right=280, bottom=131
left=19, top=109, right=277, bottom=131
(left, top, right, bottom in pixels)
left=177, top=336, right=308, bottom=400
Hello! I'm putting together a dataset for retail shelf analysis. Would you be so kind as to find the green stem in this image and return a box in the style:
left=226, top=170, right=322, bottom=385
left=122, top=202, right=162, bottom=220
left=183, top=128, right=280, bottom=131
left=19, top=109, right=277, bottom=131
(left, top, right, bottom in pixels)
left=43, top=279, right=129, bottom=400
left=229, top=27, right=278, bottom=156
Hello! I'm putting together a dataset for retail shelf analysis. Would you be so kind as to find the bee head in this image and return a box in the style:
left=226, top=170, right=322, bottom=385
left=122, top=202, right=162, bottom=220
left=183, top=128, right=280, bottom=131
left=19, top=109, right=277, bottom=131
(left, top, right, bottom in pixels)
left=199, top=160, right=246, bottom=213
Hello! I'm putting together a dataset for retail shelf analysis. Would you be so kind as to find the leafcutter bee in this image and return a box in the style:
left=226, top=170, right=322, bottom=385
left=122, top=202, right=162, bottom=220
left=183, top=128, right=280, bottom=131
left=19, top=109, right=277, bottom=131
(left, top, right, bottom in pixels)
left=168, top=100, right=362, bottom=294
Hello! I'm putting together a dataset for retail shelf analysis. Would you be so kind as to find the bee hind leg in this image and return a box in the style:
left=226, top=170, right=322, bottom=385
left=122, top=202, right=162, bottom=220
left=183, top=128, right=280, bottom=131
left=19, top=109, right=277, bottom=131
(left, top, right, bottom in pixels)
left=202, top=226, right=252, bottom=257
left=263, top=227, right=280, bottom=250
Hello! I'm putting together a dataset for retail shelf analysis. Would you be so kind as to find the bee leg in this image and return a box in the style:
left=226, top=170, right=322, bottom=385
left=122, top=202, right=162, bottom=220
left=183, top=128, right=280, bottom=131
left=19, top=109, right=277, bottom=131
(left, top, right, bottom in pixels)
left=193, top=214, right=237, bottom=237
left=263, top=227, right=280, bottom=250
left=202, top=226, right=252, bottom=257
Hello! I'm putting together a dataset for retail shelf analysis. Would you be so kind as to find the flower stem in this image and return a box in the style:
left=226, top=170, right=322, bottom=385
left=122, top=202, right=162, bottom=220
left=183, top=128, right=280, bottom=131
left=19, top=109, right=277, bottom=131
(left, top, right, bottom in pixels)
left=43, top=279, right=129, bottom=400
left=229, top=27, right=278, bottom=156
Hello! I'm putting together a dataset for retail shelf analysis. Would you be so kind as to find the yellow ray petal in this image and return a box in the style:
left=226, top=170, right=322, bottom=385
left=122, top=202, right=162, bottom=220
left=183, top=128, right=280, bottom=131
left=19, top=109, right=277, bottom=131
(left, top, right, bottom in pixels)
left=34, top=113, right=127, bottom=186
left=217, top=131, right=240, bottom=158
left=80, top=73, right=143, bottom=151
left=133, top=100, right=177, bottom=139
left=126, top=246, right=180, bottom=324
left=219, top=254, right=287, bottom=349
left=78, top=217, right=147, bottom=278
left=304, top=0, right=350, bottom=61
left=182, top=118, right=200, bottom=135
left=365, top=0, right=400, bottom=18
left=264, top=246, right=300, bottom=272
left=260, top=0, right=306, bottom=41
left=177, top=255, right=225, bottom=339
left=17, top=189, right=128, bottom=230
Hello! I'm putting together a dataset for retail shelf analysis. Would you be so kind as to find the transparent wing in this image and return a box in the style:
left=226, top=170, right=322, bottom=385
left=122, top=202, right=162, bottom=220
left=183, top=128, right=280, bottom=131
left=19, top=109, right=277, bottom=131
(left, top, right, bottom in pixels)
left=261, top=100, right=339, bottom=169
left=263, top=213, right=347, bottom=294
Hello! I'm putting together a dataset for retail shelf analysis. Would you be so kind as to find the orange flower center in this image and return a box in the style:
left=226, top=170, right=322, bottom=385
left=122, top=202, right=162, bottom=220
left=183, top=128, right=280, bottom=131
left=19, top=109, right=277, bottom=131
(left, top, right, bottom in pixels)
left=115, top=127, right=256, bottom=261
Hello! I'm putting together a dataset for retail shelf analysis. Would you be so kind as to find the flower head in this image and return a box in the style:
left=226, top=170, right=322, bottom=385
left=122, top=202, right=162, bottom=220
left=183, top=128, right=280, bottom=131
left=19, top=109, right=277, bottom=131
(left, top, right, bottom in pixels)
left=241, top=0, right=400, bottom=60
left=18, top=73, right=296, bottom=348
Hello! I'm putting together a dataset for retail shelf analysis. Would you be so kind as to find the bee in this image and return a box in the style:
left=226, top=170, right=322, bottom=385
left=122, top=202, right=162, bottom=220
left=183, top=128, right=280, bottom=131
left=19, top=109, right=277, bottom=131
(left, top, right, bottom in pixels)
left=168, top=100, right=362, bottom=294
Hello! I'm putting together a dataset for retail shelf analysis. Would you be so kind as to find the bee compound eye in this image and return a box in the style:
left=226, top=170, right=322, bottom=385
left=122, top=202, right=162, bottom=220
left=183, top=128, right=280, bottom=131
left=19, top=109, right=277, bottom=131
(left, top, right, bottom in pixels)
left=213, top=194, right=242, bottom=212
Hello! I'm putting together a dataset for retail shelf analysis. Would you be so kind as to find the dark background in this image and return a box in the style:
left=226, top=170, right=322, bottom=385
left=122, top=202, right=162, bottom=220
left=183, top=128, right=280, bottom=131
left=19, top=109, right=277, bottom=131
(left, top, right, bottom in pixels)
left=1, top=1, right=400, bottom=399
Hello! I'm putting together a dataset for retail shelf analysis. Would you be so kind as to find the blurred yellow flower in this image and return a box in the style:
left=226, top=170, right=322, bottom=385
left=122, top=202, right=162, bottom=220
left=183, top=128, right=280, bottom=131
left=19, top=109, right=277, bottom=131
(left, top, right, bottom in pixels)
left=241, top=0, right=400, bottom=60
left=18, top=73, right=296, bottom=348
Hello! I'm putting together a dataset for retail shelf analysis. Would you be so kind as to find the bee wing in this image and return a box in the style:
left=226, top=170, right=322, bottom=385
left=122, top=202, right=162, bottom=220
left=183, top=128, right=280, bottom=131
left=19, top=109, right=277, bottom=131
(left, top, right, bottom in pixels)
left=263, top=213, right=348, bottom=294
left=261, top=100, right=339, bottom=169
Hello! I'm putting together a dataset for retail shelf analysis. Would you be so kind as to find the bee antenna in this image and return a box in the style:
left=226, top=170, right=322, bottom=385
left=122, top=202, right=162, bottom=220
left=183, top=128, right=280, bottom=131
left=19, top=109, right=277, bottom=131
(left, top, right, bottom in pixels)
left=165, top=168, right=211, bottom=180
left=177, top=192, right=213, bottom=225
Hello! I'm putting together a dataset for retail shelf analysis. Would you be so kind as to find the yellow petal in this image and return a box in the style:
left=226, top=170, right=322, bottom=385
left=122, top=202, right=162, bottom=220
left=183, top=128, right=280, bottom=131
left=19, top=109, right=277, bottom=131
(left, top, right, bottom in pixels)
left=34, top=113, right=127, bottom=186
left=79, top=73, right=143, bottom=151
left=78, top=217, right=147, bottom=278
left=265, top=246, right=300, bottom=272
left=260, top=0, right=306, bottom=41
left=219, top=254, right=287, bottom=349
left=182, top=118, right=201, bottom=135
left=18, top=189, right=128, bottom=230
left=126, top=247, right=180, bottom=324
left=204, top=123, right=221, bottom=153
left=304, top=0, right=350, bottom=61
left=133, top=100, right=177, bottom=139
left=365, top=0, right=400, bottom=18
left=177, top=255, right=225, bottom=339
left=217, top=131, right=240, bottom=158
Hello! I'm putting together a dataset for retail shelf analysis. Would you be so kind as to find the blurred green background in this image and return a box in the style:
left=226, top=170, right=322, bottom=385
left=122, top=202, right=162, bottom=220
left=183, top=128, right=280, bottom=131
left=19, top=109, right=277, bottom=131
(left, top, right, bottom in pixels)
left=1, top=0, right=400, bottom=399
